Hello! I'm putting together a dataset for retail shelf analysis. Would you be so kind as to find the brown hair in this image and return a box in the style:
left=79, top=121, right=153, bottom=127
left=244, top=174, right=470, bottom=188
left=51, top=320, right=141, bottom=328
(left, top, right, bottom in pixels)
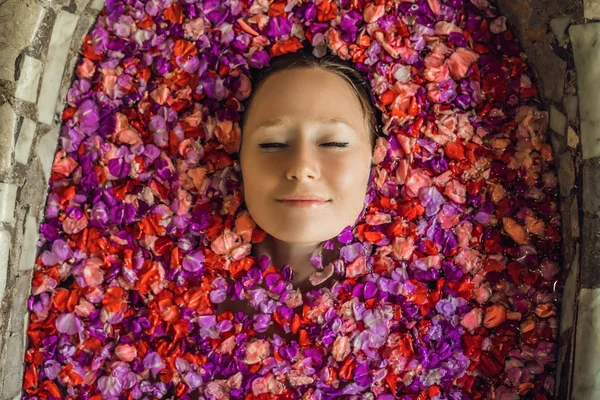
left=240, top=47, right=382, bottom=148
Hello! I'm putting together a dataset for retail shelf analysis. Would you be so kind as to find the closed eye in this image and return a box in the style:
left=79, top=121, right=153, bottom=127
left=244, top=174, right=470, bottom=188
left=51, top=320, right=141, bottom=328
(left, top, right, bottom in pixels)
left=259, top=142, right=349, bottom=149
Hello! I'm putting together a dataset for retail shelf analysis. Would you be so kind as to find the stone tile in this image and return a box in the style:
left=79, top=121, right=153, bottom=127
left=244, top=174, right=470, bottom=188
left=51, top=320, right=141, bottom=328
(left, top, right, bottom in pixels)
left=573, top=288, right=600, bottom=399
left=18, top=213, right=40, bottom=271
left=584, top=0, right=600, bottom=20
left=1, top=278, right=32, bottom=400
left=0, top=103, right=17, bottom=175
left=0, top=230, right=12, bottom=303
left=37, top=11, right=79, bottom=125
left=572, top=196, right=580, bottom=238
left=74, top=0, right=92, bottom=12
left=570, top=23, right=600, bottom=160
left=0, top=0, right=46, bottom=82
left=14, top=118, right=36, bottom=166
left=549, top=130, right=565, bottom=156
left=568, top=126, right=580, bottom=149
left=582, top=215, right=600, bottom=288
left=15, top=56, right=43, bottom=103
left=0, top=333, right=25, bottom=399
left=90, top=0, right=106, bottom=11
left=581, top=119, right=600, bottom=160
left=22, top=309, right=29, bottom=351
left=583, top=162, right=600, bottom=216
left=550, top=105, right=567, bottom=136
left=560, top=244, right=579, bottom=335
left=555, top=327, right=574, bottom=399
left=7, top=274, right=33, bottom=335
left=56, top=13, right=95, bottom=116
left=0, top=183, right=18, bottom=225
left=36, top=127, right=60, bottom=184
left=529, top=35, right=567, bottom=102
left=495, top=0, right=547, bottom=43
left=550, top=16, right=571, bottom=41
left=564, top=96, right=579, bottom=123
left=558, top=152, right=575, bottom=197
left=561, top=196, right=575, bottom=263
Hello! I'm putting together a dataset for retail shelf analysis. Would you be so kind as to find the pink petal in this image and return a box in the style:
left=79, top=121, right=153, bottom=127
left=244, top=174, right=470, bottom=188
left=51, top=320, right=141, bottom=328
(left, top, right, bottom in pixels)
left=447, top=48, right=479, bottom=80
left=56, top=312, right=84, bottom=335
left=83, top=257, right=105, bottom=287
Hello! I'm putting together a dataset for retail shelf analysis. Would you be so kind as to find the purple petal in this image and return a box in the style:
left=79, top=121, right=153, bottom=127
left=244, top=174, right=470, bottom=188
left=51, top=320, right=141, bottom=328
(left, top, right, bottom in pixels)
left=76, top=99, right=100, bottom=135
left=56, top=312, right=84, bottom=335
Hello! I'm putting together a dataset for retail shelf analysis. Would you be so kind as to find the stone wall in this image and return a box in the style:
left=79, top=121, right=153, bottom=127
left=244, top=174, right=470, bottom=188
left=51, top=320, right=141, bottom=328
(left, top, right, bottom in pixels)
left=0, top=1, right=104, bottom=398
left=0, top=0, right=597, bottom=399
left=494, top=0, right=600, bottom=398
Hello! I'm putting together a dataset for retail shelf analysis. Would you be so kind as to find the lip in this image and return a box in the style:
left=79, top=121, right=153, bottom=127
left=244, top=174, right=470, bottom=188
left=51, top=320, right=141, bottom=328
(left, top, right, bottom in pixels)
left=277, top=200, right=328, bottom=208
left=278, top=194, right=327, bottom=202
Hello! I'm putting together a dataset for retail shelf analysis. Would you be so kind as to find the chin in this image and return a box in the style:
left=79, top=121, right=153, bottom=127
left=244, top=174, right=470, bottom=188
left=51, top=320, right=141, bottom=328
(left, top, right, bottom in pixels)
left=271, top=231, right=333, bottom=245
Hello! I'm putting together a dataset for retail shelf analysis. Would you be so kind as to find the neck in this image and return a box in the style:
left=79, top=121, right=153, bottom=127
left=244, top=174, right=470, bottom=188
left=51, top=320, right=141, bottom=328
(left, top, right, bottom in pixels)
left=252, top=235, right=322, bottom=287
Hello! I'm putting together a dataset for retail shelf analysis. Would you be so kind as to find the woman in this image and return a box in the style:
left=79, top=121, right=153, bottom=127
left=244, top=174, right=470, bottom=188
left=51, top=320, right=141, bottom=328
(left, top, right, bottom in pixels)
left=216, top=47, right=382, bottom=335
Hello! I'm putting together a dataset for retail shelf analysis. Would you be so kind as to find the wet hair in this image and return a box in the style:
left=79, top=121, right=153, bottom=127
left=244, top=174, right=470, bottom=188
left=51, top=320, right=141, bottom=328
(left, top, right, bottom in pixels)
left=240, top=46, right=383, bottom=149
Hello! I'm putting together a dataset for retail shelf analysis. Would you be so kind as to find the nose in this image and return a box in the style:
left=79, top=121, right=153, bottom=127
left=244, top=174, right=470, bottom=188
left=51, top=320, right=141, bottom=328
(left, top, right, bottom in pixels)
left=285, top=143, right=321, bottom=181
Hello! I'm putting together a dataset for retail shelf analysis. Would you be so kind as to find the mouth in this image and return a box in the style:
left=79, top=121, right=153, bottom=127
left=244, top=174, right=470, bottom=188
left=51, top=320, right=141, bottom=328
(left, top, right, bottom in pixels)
left=276, top=199, right=330, bottom=208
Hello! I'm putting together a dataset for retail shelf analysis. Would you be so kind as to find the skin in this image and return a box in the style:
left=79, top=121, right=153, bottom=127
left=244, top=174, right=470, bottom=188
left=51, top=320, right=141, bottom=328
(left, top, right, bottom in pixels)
left=239, top=67, right=374, bottom=289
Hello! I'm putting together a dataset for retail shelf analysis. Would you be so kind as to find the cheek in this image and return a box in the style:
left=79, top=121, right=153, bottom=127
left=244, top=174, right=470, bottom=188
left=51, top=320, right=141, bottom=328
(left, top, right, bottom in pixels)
left=240, top=156, right=276, bottom=199
left=242, top=156, right=264, bottom=180
left=326, top=153, right=372, bottom=192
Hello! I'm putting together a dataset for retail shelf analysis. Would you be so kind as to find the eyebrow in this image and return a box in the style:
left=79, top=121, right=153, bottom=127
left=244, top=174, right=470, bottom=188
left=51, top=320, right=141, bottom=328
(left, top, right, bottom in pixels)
left=255, top=116, right=354, bottom=131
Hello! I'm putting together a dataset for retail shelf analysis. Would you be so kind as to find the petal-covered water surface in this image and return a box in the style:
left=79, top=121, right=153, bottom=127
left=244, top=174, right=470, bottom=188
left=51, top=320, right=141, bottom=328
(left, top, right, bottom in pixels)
left=22, top=0, right=562, bottom=399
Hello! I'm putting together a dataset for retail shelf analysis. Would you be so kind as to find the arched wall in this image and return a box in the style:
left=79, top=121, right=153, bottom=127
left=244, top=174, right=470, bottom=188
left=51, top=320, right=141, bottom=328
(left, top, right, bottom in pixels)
left=0, top=0, right=596, bottom=398
left=0, top=1, right=106, bottom=398
left=483, top=0, right=598, bottom=398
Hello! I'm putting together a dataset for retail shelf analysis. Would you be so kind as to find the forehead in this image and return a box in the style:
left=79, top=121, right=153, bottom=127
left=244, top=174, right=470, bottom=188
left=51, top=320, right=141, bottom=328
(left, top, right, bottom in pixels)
left=243, top=68, right=368, bottom=134
left=254, top=116, right=355, bottom=131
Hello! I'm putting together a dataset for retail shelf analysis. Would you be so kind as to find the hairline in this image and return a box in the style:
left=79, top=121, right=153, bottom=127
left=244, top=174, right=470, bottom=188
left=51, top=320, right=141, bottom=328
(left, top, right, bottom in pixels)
left=242, top=64, right=377, bottom=148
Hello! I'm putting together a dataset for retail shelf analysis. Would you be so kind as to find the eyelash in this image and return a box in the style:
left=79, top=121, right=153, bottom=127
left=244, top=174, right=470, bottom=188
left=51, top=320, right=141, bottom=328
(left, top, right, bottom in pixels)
left=259, top=142, right=349, bottom=149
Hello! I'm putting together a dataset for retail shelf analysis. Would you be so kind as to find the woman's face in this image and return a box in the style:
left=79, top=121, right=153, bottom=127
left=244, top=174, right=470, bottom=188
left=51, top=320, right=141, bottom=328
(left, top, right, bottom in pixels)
left=240, top=67, right=373, bottom=245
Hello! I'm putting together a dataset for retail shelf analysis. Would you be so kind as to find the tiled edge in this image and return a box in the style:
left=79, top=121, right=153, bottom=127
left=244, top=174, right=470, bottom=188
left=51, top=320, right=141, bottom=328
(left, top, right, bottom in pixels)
left=0, top=1, right=106, bottom=397
left=581, top=213, right=600, bottom=289
left=560, top=244, right=580, bottom=336
left=0, top=1, right=46, bottom=82
left=36, top=126, right=60, bottom=185
left=569, top=22, right=600, bottom=290
left=494, top=1, right=588, bottom=398
left=14, top=118, right=36, bottom=166
left=556, top=326, right=576, bottom=399
left=17, top=213, right=40, bottom=272
left=569, top=15, right=600, bottom=399
left=570, top=23, right=600, bottom=161
left=36, top=10, right=80, bottom=125
left=0, top=103, right=17, bottom=176
left=0, top=0, right=594, bottom=399
left=572, top=288, right=600, bottom=399
left=90, top=0, right=106, bottom=12
left=0, top=230, right=12, bottom=305
left=0, top=183, right=18, bottom=225
left=583, top=161, right=600, bottom=218
left=584, top=0, right=600, bottom=20
left=15, top=56, right=43, bottom=104
left=0, top=273, right=32, bottom=400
